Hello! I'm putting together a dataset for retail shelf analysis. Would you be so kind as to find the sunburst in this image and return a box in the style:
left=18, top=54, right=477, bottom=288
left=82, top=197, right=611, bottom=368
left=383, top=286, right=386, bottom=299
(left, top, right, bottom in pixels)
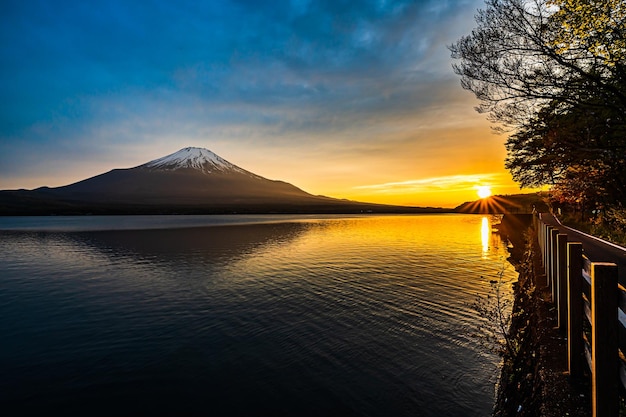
left=459, top=194, right=522, bottom=214
left=477, top=185, right=492, bottom=199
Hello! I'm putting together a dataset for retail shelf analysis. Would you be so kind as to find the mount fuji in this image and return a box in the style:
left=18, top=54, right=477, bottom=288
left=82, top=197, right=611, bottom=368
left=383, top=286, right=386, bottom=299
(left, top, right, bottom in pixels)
left=44, top=147, right=318, bottom=205
left=0, top=147, right=442, bottom=215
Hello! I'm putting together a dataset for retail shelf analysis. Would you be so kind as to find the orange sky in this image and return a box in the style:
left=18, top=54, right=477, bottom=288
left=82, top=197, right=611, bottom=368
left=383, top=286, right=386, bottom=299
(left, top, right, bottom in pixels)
left=225, top=99, right=527, bottom=208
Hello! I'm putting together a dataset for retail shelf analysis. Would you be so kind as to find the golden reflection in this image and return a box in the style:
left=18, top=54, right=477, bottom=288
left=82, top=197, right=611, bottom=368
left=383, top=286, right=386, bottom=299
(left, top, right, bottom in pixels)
left=481, top=216, right=489, bottom=258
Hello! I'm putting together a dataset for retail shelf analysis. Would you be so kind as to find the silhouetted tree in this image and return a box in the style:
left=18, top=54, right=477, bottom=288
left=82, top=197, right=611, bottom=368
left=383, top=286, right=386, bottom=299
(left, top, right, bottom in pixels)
left=450, top=0, right=626, bottom=212
left=504, top=96, right=626, bottom=204
left=450, top=0, right=626, bottom=126
left=552, top=165, right=609, bottom=216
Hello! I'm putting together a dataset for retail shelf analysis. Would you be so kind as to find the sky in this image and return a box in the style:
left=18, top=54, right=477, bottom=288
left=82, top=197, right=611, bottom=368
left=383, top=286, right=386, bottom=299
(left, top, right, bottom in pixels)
left=0, top=0, right=534, bottom=208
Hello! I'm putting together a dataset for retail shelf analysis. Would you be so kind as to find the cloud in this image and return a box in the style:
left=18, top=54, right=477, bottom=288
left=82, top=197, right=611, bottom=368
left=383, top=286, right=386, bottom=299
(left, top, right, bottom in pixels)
left=1, top=0, right=480, bottom=136
left=354, top=173, right=509, bottom=193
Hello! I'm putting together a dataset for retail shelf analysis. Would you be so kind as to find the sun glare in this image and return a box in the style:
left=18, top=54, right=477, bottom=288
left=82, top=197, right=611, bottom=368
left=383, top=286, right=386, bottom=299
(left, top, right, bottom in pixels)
left=477, top=185, right=492, bottom=199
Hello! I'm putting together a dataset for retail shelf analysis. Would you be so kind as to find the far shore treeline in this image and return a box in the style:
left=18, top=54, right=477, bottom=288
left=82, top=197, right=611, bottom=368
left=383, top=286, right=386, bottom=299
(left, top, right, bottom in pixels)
left=451, top=0, right=626, bottom=242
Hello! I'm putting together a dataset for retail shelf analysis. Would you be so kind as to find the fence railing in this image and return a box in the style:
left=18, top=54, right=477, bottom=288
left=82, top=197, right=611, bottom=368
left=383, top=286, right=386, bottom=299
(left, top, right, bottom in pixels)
left=534, top=214, right=623, bottom=417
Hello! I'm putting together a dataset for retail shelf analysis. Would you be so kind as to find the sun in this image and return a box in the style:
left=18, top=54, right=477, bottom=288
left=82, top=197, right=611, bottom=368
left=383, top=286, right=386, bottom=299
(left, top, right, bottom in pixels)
left=476, top=185, right=492, bottom=199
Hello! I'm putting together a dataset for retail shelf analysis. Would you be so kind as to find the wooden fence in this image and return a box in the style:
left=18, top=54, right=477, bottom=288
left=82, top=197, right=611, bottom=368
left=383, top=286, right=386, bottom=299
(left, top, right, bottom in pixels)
left=534, top=214, right=624, bottom=417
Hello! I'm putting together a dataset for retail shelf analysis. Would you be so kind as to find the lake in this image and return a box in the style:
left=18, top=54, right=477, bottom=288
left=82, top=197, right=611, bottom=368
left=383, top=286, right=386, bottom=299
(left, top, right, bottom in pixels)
left=0, top=214, right=517, bottom=417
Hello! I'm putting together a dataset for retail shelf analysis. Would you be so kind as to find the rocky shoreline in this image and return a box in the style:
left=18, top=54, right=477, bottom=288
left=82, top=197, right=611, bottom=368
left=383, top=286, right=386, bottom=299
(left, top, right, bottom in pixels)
left=493, top=214, right=590, bottom=417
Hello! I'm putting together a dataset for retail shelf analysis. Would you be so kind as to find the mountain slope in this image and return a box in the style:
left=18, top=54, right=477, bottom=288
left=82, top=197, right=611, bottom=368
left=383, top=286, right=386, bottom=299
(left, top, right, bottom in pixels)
left=0, top=147, right=445, bottom=214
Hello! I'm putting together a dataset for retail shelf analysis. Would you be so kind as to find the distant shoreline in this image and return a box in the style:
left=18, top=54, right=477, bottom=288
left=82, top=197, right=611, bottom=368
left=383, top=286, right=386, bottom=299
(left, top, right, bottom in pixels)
left=0, top=200, right=454, bottom=216
left=0, top=191, right=546, bottom=216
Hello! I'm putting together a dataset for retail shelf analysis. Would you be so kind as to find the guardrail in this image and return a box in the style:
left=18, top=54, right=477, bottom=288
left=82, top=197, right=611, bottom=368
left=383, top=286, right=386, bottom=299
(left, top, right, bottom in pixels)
left=534, top=214, right=622, bottom=417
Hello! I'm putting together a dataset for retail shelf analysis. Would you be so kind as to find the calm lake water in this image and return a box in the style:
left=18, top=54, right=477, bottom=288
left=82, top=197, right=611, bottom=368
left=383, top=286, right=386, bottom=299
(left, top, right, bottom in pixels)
left=0, top=214, right=516, bottom=417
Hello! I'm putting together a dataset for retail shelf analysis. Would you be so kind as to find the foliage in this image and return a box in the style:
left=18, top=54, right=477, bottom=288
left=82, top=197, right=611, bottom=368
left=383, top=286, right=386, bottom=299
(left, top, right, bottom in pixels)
left=590, top=208, right=626, bottom=245
left=553, top=200, right=626, bottom=246
left=551, top=165, right=610, bottom=209
left=548, top=0, right=626, bottom=66
left=560, top=205, right=626, bottom=246
left=505, top=99, right=626, bottom=201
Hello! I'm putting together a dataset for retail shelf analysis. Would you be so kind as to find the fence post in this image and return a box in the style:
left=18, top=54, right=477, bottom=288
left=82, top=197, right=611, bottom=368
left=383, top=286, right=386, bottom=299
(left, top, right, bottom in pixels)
left=550, top=228, right=559, bottom=302
left=567, top=242, right=584, bottom=378
left=542, top=224, right=547, bottom=276
left=591, top=262, right=618, bottom=417
left=539, top=220, right=545, bottom=267
left=543, top=222, right=548, bottom=267
left=545, top=225, right=553, bottom=286
left=557, top=233, right=568, bottom=333
left=544, top=223, right=549, bottom=274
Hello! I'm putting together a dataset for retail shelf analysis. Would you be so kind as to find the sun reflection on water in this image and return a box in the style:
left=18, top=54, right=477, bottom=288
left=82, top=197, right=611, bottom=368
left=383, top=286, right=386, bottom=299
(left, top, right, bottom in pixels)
left=481, top=216, right=490, bottom=258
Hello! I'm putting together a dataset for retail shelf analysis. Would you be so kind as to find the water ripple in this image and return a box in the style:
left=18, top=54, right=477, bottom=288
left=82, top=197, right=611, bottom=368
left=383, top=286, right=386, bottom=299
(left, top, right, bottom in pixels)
left=0, top=214, right=515, bottom=417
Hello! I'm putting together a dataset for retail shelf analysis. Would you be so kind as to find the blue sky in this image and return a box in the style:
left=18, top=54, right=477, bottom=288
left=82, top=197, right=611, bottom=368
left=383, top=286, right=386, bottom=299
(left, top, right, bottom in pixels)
left=0, top=0, right=524, bottom=207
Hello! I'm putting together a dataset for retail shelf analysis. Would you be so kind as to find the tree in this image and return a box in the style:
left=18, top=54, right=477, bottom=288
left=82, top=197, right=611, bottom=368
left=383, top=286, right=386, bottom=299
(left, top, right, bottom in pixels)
left=450, top=0, right=626, bottom=209
left=504, top=96, right=626, bottom=203
left=450, top=0, right=626, bottom=125
left=551, top=164, right=610, bottom=215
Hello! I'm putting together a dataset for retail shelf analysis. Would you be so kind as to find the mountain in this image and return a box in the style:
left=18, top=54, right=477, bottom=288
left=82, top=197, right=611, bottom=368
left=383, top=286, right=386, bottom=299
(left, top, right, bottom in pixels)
left=38, top=147, right=322, bottom=206
left=0, top=147, right=447, bottom=215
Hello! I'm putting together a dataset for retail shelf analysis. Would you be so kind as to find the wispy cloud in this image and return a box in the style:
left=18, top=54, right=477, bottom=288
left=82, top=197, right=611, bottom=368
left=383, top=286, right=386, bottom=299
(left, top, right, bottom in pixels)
left=354, top=173, right=507, bottom=193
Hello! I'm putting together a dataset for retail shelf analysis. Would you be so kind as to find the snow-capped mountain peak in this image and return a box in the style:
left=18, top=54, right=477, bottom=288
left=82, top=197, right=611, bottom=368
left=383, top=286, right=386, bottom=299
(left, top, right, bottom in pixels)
left=141, top=147, right=252, bottom=175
